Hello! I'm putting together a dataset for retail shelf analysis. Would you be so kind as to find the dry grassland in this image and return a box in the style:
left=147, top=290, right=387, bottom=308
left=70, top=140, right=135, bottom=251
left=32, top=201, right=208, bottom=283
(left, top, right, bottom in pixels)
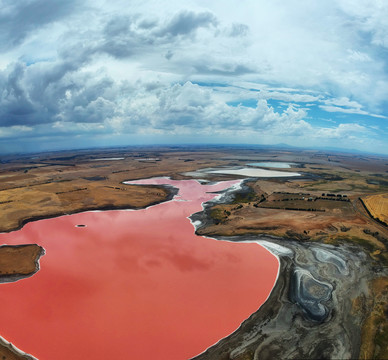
left=357, top=276, right=388, bottom=360
left=0, top=245, right=43, bottom=277
left=0, top=150, right=230, bottom=233
left=362, top=194, right=388, bottom=225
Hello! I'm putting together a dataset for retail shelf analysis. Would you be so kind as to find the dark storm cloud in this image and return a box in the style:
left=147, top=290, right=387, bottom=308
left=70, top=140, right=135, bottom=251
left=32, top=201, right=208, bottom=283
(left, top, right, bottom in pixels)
left=27, top=54, right=93, bottom=101
left=72, top=97, right=115, bottom=123
left=98, top=11, right=218, bottom=59
left=57, top=76, right=117, bottom=123
left=0, top=62, right=39, bottom=126
left=103, top=15, right=132, bottom=37
left=0, top=60, right=117, bottom=127
left=194, top=63, right=255, bottom=76
left=100, top=15, right=149, bottom=58
left=0, top=8, right=221, bottom=128
left=138, top=18, right=158, bottom=30
left=157, top=10, right=217, bottom=37
left=0, top=0, right=79, bottom=51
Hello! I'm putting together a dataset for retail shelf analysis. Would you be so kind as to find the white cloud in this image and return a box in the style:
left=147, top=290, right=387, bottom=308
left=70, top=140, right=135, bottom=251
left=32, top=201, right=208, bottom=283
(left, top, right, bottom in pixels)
left=106, top=82, right=312, bottom=137
left=319, top=97, right=387, bottom=118
left=0, top=0, right=387, bottom=154
left=316, top=123, right=369, bottom=140
left=347, top=50, right=372, bottom=63
left=258, top=90, right=321, bottom=103
left=323, top=97, right=363, bottom=109
left=319, top=105, right=386, bottom=118
left=337, top=0, right=388, bottom=48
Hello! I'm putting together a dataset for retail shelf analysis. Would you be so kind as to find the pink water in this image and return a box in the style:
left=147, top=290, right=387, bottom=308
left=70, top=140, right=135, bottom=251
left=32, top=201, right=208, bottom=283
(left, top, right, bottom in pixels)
left=0, top=178, right=278, bottom=359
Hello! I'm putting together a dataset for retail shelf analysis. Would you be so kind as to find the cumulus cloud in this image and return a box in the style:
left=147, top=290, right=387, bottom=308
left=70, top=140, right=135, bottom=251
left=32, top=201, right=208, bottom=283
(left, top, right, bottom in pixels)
left=108, top=82, right=312, bottom=136
left=316, top=123, right=369, bottom=140
left=0, top=59, right=119, bottom=128
left=0, top=0, right=386, bottom=154
left=0, top=62, right=39, bottom=126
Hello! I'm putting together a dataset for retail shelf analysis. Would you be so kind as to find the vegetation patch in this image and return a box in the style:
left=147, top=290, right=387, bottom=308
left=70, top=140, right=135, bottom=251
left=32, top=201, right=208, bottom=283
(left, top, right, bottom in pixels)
left=231, top=186, right=258, bottom=204
left=210, top=207, right=231, bottom=225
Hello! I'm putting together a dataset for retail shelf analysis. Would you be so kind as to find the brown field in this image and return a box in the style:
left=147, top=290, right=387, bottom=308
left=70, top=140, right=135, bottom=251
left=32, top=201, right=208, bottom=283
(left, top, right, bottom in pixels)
left=0, top=148, right=235, bottom=233
left=199, top=174, right=388, bottom=265
left=0, top=146, right=387, bottom=359
left=0, top=245, right=43, bottom=278
left=362, top=193, right=388, bottom=225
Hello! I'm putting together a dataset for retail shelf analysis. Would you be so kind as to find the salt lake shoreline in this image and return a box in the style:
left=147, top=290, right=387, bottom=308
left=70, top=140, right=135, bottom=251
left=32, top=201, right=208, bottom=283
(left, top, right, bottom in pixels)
left=0, top=183, right=179, bottom=235
left=191, top=234, right=375, bottom=359
left=0, top=182, right=179, bottom=360
left=1, top=177, right=280, bottom=360
left=190, top=181, right=384, bottom=359
left=0, top=177, right=384, bottom=359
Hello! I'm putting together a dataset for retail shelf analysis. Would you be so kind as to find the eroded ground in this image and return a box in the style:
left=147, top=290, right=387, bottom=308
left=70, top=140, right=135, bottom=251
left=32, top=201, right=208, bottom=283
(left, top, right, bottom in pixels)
left=0, top=146, right=387, bottom=359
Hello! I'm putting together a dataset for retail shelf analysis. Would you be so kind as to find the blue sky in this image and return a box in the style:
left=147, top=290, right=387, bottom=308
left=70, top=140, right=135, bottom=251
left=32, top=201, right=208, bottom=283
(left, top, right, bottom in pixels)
left=0, top=0, right=387, bottom=154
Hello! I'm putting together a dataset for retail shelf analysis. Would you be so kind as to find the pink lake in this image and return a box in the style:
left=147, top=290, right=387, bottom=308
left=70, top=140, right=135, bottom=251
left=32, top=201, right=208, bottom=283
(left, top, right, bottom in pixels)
left=0, top=178, right=278, bottom=359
